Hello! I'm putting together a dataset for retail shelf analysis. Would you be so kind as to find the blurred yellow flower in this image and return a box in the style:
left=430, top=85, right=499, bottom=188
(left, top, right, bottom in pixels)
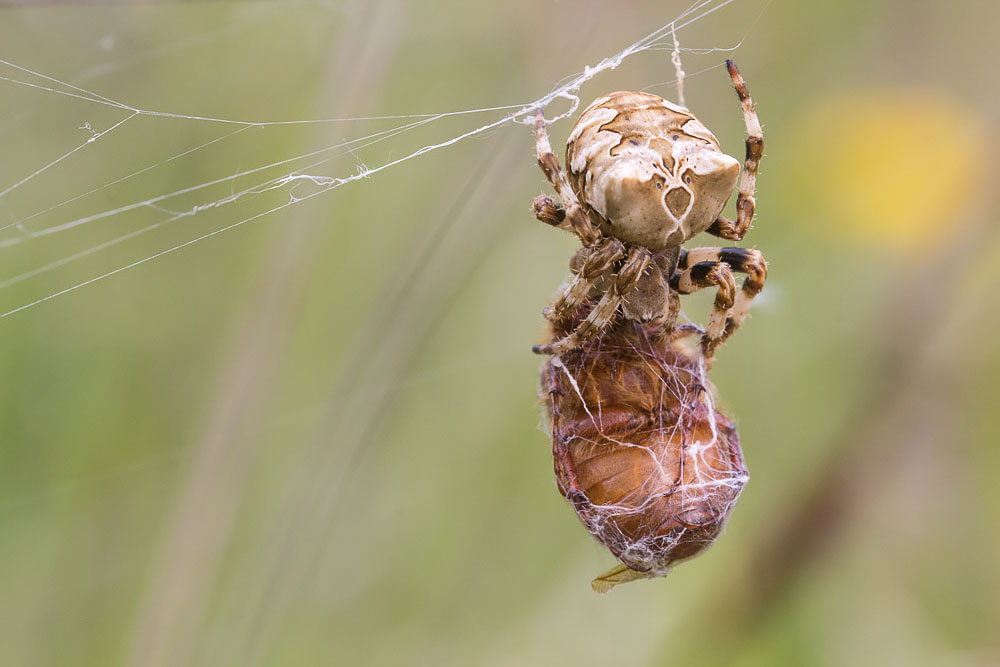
left=786, top=90, right=987, bottom=250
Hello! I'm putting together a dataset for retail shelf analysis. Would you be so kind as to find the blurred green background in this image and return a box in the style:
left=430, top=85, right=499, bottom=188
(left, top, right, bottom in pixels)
left=1, top=1, right=998, bottom=665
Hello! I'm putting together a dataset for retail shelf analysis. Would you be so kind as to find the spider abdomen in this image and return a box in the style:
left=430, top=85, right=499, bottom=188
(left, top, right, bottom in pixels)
left=541, top=317, right=747, bottom=587
left=566, top=91, right=740, bottom=250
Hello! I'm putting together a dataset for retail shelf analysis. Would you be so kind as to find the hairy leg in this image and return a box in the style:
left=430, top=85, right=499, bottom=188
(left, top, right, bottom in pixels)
left=534, top=247, right=651, bottom=355
left=534, top=109, right=602, bottom=247
left=543, top=237, right=625, bottom=322
left=674, top=246, right=767, bottom=360
left=707, top=60, right=763, bottom=242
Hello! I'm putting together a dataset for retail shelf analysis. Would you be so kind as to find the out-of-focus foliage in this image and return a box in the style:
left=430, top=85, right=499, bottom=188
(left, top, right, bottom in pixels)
left=0, top=1, right=998, bottom=666
left=786, top=91, right=988, bottom=250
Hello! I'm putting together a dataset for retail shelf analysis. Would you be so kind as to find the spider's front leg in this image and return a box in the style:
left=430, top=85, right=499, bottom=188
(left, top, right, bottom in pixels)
left=672, top=246, right=767, bottom=362
left=533, top=247, right=651, bottom=356
left=534, top=109, right=602, bottom=247
left=542, top=237, right=625, bottom=323
left=708, top=60, right=763, bottom=242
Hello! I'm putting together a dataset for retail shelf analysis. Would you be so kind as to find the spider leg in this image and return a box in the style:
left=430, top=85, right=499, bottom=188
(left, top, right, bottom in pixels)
left=532, top=194, right=566, bottom=228
left=542, top=237, right=625, bottom=323
left=664, top=286, right=681, bottom=332
left=533, top=247, right=651, bottom=355
left=534, top=109, right=602, bottom=247
left=670, top=257, right=736, bottom=363
left=674, top=246, right=767, bottom=361
left=707, top=60, right=763, bottom=242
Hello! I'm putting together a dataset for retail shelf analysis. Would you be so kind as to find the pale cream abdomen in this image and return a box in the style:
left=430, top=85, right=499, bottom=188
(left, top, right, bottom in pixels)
left=566, top=91, right=739, bottom=251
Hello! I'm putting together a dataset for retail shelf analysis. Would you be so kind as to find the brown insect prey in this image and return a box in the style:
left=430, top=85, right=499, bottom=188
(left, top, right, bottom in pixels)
left=540, top=314, right=747, bottom=592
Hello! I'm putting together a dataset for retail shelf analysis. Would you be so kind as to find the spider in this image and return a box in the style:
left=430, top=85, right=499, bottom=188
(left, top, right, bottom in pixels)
left=531, top=60, right=766, bottom=363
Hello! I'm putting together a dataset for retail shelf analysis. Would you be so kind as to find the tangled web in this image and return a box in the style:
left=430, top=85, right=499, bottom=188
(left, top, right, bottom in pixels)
left=540, top=316, right=748, bottom=592
left=0, top=0, right=749, bottom=320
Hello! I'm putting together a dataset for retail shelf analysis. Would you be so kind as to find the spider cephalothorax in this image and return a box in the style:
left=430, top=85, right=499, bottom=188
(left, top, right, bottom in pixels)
left=531, top=60, right=766, bottom=362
